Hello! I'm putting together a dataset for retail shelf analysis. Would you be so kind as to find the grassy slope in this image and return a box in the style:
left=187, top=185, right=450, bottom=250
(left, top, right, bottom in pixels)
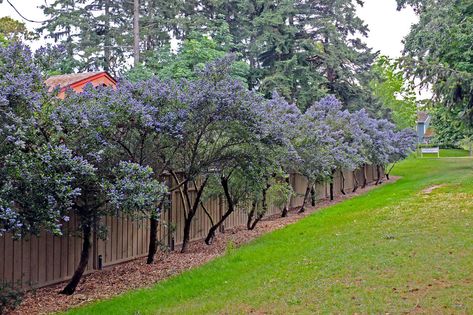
left=68, top=153, right=473, bottom=314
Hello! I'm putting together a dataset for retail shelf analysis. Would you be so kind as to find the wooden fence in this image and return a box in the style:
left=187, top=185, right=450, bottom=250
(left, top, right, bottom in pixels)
left=0, top=165, right=379, bottom=289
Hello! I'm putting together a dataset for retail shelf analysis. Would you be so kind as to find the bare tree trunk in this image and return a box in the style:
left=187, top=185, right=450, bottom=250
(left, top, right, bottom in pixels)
left=375, top=165, right=382, bottom=185
left=362, top=164, right=368, bottom=188
left=329, top=169, right=336, bottom=201
left=385, top=162, right=397, bottom=181
left=298, top=184, right=311, bottom=213
left=340, top=171, right=346, bottom=195
left=181, top=178, right=208, bottom=253
left=281, top=176, right=291, bottom=217
left=133, top=0, right=140, bottom=66
left=247, top=201, right=256, bottom=229
left=146, top=214, right=159, bottom=264
left=247, top=184, right=269, bottom=230
left=248, top=213, right=264, bottom=230
left=310, top=186, right=316, bottom=206
left=352, top=170, right=359, bottom=192
left=281, top=205, right=289, bottom=217
left=147, top=182, right=169, bottom=263
left=205, top=177, right=234, bottom=245
left=205, top=211, right=231, bottom=244
left=181, top=215, right=193, bottom=253
left=61, top=224, right=91, bottom=295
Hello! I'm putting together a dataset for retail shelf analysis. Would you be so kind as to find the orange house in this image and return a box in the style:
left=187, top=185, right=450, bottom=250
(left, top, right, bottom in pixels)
left=44, top=71, right=117, bottom=99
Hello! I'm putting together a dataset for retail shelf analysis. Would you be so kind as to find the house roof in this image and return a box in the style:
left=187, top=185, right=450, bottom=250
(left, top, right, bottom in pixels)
left=44, top=71, right=117, bottom=92
left=417, top=111, right=430, bottom=123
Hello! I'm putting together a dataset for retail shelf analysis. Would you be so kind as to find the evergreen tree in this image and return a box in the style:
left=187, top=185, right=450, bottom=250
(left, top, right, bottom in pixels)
left=176, top=0, right=376, bottom=111
left=398, top=0, right=473, bottom=127
left=301, top=0, right=377, bottom=111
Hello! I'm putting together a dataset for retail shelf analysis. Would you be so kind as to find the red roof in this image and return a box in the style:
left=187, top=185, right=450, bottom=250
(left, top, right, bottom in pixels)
left=44, top=71, right=117, bottom=92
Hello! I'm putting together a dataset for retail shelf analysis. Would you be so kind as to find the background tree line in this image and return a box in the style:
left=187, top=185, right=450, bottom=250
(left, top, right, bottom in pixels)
left=35, top=0, right=382, bottom=112
left=397, top=0, right=473, bottom=149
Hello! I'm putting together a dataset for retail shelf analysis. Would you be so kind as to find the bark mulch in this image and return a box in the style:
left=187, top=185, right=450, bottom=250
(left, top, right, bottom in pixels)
left=11, top=178, right=397, bottom=315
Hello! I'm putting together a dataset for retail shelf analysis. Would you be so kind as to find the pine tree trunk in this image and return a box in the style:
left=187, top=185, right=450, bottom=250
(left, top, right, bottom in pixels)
left=61, top=224, right=91, bottom=295
left=146, top=215, right=159, bottom=264
left=103, top=0, right=111, bottom=71
left=133, top=0, right=140, bottom=66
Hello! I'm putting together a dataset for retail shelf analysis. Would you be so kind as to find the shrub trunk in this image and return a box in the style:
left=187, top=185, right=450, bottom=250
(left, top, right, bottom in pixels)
left=61, top=224, right=91, bottom=295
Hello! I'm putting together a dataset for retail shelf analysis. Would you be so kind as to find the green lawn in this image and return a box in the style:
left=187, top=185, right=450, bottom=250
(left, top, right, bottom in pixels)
left=67, top=152, right=473, bottom=314
left=419, top=148, right=471, bottom=158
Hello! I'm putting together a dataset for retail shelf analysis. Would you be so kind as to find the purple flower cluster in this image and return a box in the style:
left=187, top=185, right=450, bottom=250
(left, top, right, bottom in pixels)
left=263, top=94, right=417, bottom=183
left=105, top=161, right=167, bottom=219
left=0, top=205, right=21, bottom=237
left=0, top=45, right=416, bottom=241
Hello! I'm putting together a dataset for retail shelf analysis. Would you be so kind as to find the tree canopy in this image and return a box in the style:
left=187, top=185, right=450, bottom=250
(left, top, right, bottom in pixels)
left=398, top=0, right=473, bottom=128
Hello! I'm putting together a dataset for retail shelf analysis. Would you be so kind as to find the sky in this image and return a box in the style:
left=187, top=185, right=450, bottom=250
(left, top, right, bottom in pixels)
left=357, top=0, right=418, bottom=57
left=0, top=0, right=418, bottom=56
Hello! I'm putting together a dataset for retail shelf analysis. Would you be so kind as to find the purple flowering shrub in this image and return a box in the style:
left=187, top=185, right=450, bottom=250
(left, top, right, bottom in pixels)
left=0, top=45, right=418, bottom=295
left=0, top=44, right=168, bottom=294
left=105, top=161, right=167, bottom=219
left=305, top=95, right=367, bottom=198
left=385, top=127, right=417, bottom=178
left=48, top=83, right=168, bottom=294
left=0, top=144, right=95, bottom=237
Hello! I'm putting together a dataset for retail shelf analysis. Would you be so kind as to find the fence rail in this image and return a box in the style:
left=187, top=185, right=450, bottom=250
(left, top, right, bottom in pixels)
left=0, top=166, right=379, bottom=289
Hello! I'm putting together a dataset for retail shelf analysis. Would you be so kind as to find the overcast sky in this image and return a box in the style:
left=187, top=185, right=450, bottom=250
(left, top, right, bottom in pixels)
left=0, top=0, right=418, bottom=57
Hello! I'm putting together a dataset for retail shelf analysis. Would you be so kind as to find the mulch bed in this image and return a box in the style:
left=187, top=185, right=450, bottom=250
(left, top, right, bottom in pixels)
left=10, top=178, right=397, bottom=315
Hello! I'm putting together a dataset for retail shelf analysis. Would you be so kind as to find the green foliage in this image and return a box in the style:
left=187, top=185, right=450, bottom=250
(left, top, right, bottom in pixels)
left=266, top=179, right=294, bottom=210
left=399, top=0, right=473, bottom=127
left=123, top=64, right=155, bottom=83
left=0, top=281, right=23, bottom=314
left=0, top=34, right=7, bottom=47
left=0, top=17, right=36, bottom=42
left=129, top=35, right=249, bottom=84
left=370, top=56, right=417, bottom=129
left=38, top=0, right=377, bottom=113
left=430, top=105, right=470, bottom=146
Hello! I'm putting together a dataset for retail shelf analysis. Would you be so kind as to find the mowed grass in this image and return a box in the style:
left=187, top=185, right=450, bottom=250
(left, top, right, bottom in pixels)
left=419, top=148, right=471, bottom=158
left=67, top=152, right=473, bottom=314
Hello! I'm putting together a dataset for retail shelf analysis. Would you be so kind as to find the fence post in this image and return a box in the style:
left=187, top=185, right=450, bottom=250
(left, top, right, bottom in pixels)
left=166, top=175, right=173, bottom=250
left=218, top=195, right=224, bottom=233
